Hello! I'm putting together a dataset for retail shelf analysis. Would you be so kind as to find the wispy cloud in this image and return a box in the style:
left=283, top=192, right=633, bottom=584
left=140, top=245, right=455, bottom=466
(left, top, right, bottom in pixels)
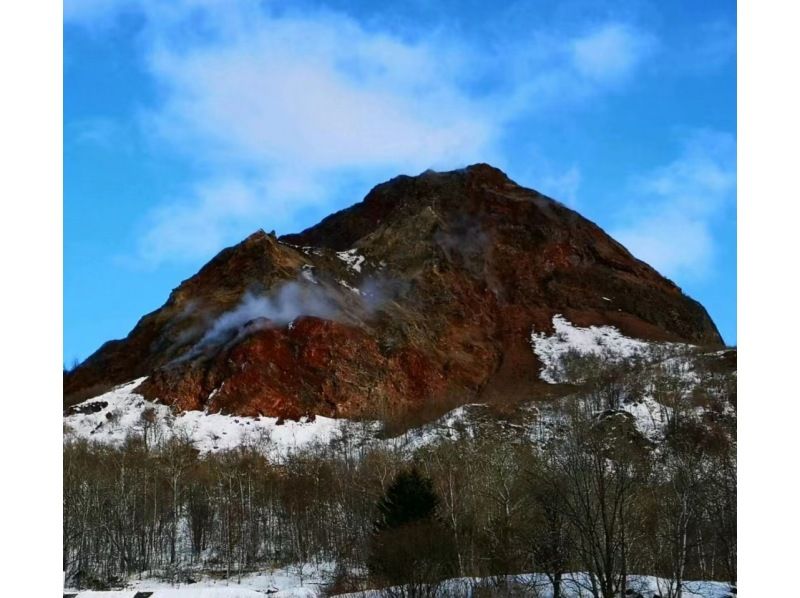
left=145, top=12, right=495, bottom=174
left=611, top=130, right=736, bottom=280
left=571, top=23, right=656, bottom=84
left=135, top=178, right=269, bottom=266
left=66, top=1, right=658, bottom=266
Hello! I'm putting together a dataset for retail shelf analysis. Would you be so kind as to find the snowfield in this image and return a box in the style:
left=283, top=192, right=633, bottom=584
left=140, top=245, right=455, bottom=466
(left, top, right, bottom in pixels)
left=68, top=591, right=267, bottom=597
left=63, top=379, right=487, bottom=458
left=531, top=315, right=655, bottom=384
left=65, top=570, right=735, bottom=597
left=66, top=562, right=334, bottom=597
left=63, top=379, right=378, bottom=458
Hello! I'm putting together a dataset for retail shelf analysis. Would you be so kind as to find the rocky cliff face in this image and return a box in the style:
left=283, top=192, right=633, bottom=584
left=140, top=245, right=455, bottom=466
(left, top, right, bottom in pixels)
left=64, top=164, right=722, bottom=418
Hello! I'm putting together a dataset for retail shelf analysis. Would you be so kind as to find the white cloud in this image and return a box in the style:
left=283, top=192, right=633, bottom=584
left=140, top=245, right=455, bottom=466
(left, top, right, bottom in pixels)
left=612, top=130, right=736, bottom=280
left=66, top=1, right=657, bottom=265
left=135, top=171, right=360, bottom=265
left=136, top=179, right=268, bottom=265
left=145, top=16, right=494, bottom=173
left=571, top=24, right=655, bottom=84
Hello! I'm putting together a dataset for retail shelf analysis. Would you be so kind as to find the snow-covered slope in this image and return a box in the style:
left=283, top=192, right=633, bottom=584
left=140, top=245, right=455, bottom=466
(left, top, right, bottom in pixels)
left=531, top=314, right=666, bottom=383
left=530, top=315, right=735, bottom=443
left=65, top=316, right=732, bottom=456
left=63, top=379, right=378, bottom=458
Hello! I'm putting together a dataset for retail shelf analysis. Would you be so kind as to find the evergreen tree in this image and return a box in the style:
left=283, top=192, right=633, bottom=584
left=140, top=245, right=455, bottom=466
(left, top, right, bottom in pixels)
left=376, top=467, right=439, bottom=530
left=369, top=467, right=456, bottom=592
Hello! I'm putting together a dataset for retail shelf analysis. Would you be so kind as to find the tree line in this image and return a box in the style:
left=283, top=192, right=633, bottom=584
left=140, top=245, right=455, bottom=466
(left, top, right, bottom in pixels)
left=64, top=353, right=736, bottom=597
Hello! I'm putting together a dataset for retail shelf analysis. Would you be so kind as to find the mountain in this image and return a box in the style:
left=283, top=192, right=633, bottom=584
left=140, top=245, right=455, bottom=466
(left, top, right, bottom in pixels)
left=64, top=164, right=722, bottom=420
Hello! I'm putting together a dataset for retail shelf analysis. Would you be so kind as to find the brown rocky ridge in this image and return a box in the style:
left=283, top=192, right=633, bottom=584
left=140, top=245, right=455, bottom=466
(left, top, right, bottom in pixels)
left=64, top=164, right=723, bottom=420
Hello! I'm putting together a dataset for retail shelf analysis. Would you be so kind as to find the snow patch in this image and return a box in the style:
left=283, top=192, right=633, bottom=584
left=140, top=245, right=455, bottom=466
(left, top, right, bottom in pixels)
left=386, top=404, right=483, bottom=453
left=621, top=396, right=672, bottom=441
left=338, top=279, right=361, bottom=294
left=531, top=315, right=652, bottom=384
left=301, top=246, right=323, bottom=257
left=335, top=248, right=365, bottom=273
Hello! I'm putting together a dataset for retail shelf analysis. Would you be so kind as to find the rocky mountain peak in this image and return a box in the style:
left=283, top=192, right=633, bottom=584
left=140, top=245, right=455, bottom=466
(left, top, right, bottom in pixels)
left=65, top=165, right=722, bottom=419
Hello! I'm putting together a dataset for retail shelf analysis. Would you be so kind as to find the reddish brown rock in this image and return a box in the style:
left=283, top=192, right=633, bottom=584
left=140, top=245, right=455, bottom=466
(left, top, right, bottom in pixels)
left=64, top=164, right=723, bottom=418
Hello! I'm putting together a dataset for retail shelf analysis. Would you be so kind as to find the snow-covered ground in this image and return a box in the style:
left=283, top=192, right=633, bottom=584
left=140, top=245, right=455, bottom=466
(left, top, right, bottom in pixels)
left=384, top=404, right=483, bottom=453
left=531, top=315, right=655, bottom=384
left=66, top=570, right=733, bottom=597
left=64, top=381, right=546, bottom=458
left=63, top=378, right=489, bottom=458
left=336, top=572, right=733, bottom=597
left=66, top=562, right=335, bottom=597
left=620, top=395, right=672, bottom=441
left=68, top=591, right=269, bottom=597
left=527, top=315, right=731, bottom=443
left=63, top=379, right=378, bottom=458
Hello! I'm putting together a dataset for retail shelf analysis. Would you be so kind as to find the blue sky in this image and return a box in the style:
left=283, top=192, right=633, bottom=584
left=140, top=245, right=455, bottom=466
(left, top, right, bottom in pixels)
left=64, top=0, right=736, bottom=364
